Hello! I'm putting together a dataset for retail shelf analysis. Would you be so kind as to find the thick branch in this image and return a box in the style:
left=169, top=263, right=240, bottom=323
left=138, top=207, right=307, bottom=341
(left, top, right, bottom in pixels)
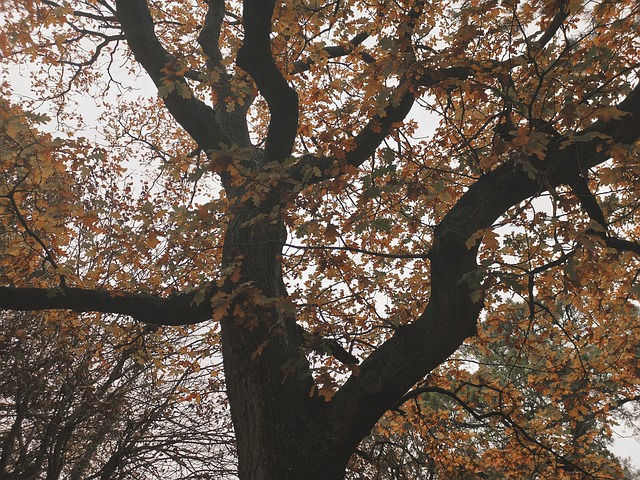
left=565, top=178, right=640, bottom=256
left=287, top=86, right=416, bottom=186
left=236, top=0, right=298, bottom=163
left=197, top=0, right=225, bottom=68
left=298, top=325, right=359, bottom=366
left=197, top=0, right=251, bottom=146
left=588, top=231, right=640, bottom=256
left=327, top=81, right=640, bottom=453
left=115, top=0, right=229, bottom=150
left=0, top=286, right=215, bottom=326
left=534, top=5, right=569, bottom=50
left=584, top=81, right=640, bottom=144
left=570, top=175, right=608, bottom=230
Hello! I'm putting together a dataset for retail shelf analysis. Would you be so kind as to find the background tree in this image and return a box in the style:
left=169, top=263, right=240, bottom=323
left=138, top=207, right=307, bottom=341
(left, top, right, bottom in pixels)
left=0, top=0, right=639, bottom=478
left=0, top=308, right=236, bottom=479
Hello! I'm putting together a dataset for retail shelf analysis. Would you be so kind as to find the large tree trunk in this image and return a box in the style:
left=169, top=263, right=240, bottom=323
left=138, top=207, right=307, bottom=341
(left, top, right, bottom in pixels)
left=220, top=205, right=352, bottom=479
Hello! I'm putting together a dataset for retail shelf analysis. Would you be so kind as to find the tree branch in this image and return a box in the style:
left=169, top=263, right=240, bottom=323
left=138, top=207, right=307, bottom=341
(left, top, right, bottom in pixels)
left=197, top=0, right=251, bottom=146
left=0, top=286, right=216, bottom=326
left=115, top=0, right=230, bottom=151
left=236, top=0, right=298, bottom=163
left=394, top=384, right=593, bottom=476
left=287, top=2, right=434, bottom=187
left=5, top=192, right=62, bottom=284
left=561, top=168, right=640, bottom=257
left=291, top=32, right=375, bottom=74
left=529, top=250, right=576, bottom=276
left=534, top=4, right=569, bottom=51
left=299, top=325, right=359, bottom=366
left=327, top=81, right=640, bottom=454
left=587, top=230, right=640, bottom=256
left=570, top=175, right=608, bottom=230
left=197, top=0, right=225, bottom=68
left=284, top=243, right=430, bottom=260
left=287, top=86, right=416, bottom=186
left=41, top=0, right=118, bottom=23
left=287, top=63, right=477, bottom=188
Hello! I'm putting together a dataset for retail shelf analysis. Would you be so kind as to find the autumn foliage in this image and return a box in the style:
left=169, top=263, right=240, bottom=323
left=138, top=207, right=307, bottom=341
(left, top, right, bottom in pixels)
left=1, top=0, right=639, bottom=478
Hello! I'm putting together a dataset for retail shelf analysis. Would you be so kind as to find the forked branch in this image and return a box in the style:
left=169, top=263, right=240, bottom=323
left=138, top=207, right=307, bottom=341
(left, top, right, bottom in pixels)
left=115, top=0, right=230, bottom=150
left=236, top=0, right=298, bottom=163
left=327, top=81, right=640, bottom=454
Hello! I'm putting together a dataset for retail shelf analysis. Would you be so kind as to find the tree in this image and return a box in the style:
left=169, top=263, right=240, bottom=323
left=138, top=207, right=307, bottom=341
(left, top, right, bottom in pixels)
left=0, top=0, right=639, bottom=478
left=0, top=310, right=236, bottom=479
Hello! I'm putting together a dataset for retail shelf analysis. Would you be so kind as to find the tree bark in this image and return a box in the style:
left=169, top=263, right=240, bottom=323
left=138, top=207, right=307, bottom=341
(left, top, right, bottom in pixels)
left=219, top=204, right=333, bottom=478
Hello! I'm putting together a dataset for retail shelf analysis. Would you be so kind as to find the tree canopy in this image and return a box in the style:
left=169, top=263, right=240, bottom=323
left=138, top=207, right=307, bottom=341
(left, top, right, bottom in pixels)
left=1, top=0, right=639, bottom=478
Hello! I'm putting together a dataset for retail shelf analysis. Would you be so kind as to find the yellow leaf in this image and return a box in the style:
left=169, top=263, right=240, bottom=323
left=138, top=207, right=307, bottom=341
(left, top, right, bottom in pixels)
left=324, top=223, right=340, bottom=244
left=590, top=106, right=629, bottom=122
left=608, top=145, right=628, bottom=162
left=212, top=303, right=229, bottom=322
left=318, top=384, right=336, bottom=402
left=210, top=293, right=231, bottom=322
left=230, top=263, right=242, bottom=283
left=483, top=229, right=500, bottom=250
left=466, top=229, right=484, bottom=249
